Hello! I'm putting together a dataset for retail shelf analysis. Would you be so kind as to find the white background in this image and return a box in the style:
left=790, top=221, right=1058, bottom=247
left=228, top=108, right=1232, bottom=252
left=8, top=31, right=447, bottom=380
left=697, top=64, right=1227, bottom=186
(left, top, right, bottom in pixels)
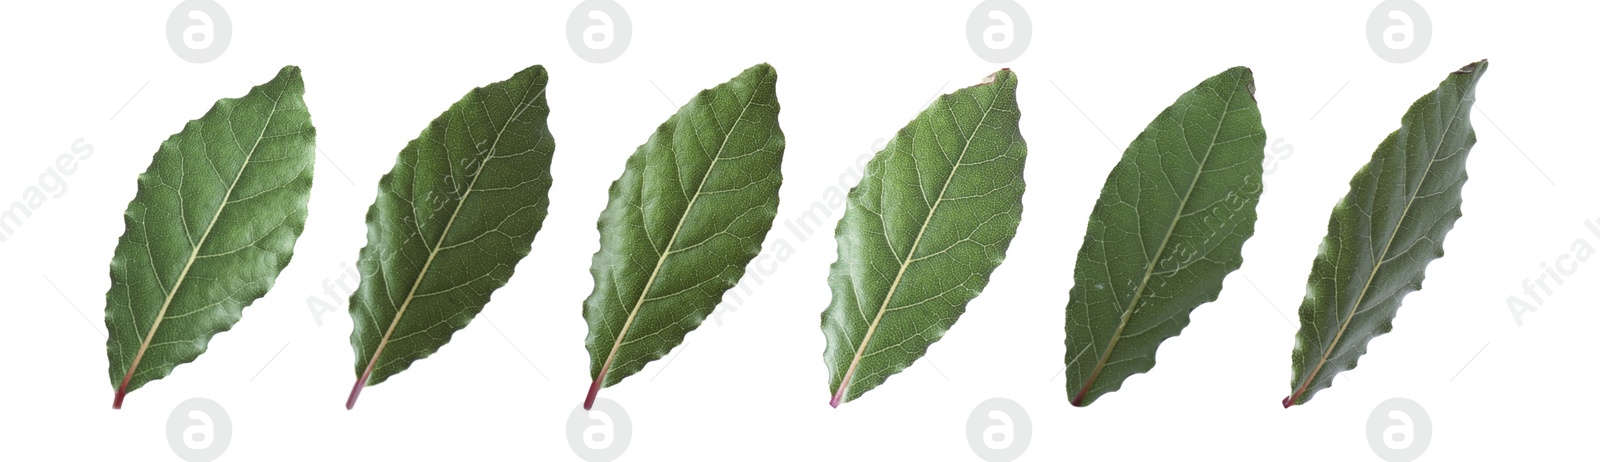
left=1, top=1, right=1594, bottom=460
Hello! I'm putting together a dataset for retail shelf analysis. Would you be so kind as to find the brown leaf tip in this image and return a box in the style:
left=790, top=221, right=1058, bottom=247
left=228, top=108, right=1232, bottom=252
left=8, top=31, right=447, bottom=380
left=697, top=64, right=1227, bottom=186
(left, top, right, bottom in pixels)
left=1454, top=59, right=1489, bottom=74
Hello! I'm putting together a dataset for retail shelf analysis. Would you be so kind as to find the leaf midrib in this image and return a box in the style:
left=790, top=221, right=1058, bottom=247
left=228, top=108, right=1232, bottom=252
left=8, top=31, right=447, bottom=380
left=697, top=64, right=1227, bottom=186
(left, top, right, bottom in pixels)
left=594, top=90, right=761, bottom=388
left=833, top=90, right=999, bottom=405
left=1073, top=84, right=1240, bottom=405
left=358, top=86, right=545, bottom=383
left=1289, top=88, right=1470, bottom=403
left=118, top=95, right=284, bottom=395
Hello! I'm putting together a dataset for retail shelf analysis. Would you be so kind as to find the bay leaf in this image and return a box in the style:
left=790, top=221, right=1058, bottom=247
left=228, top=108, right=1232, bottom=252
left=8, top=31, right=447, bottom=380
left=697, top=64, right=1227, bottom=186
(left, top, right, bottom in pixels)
left=346, top=65, right=555, bottom=409
left=1285, top=60, right=1488, bottom=407
left=106, top=66, right=316, bottom=408
left=583, top=64, right=785, bottom=409
left=822, top=69, right=1026, bottom=407
left=1063, top=66, right=1266, bottom=407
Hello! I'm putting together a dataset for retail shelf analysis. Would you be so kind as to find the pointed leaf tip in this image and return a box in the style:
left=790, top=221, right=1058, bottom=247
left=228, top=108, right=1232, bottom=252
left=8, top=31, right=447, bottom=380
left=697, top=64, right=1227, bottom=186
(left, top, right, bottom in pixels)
left=1456, top=59, right=1489, bottom=74
left=1235, top=66, right=1256, bottom=95
left=981, top=68, right=1016, bottom=85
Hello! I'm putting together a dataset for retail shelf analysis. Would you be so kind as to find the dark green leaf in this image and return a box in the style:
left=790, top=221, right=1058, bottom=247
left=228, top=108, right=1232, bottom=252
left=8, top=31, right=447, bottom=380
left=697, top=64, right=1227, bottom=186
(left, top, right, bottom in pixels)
left=822, top=70, right=1026, bottom=407
left=583, top=64, right=785, bottom=409
left=1064, top=67, right=1266, bottom=407
left=106, top=66, right=316, bottom=408
left=346, top=65, right=555, bottom=409
left=1285, top=60, right=1487, bottom=407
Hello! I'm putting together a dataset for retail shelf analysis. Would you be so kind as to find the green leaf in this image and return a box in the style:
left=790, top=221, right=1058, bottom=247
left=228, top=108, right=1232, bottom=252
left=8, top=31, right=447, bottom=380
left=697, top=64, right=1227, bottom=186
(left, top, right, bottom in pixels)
left=822, top=70, right=1026, bottom=407
left=105, top=66, right=316, bottom=409
left=583, top=64, right=784, bottom=409
left=1285, top=60, right=1487, bottom=407
left=1063, top=67, right=1266, bottom=407
left=346, top=65, right=555, bottom=409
